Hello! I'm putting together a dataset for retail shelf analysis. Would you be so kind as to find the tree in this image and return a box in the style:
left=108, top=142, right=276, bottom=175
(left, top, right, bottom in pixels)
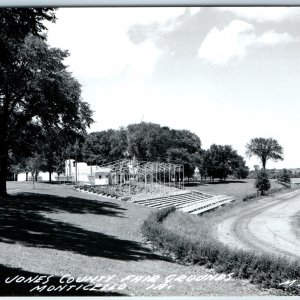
left=82, top=122, right=203, bottom=183
left=26, top=152, right=45, bottom=186
left=0, top=18, right=93, bottom=196
left=277, top=168, right=292, bottom=185
left=82, top=129, right=127, bottom=166
left=166, top=148, right=196, bottom=181
left=0, top=8, right=56, bottom=66
left=201, top=144, right=247, bottom=181
left=127, top=122, right=162, bottom=160
left=1, top=8, right=56, bottom=196
left=255, top=170, right=271, bottom=195
left=246, top=138, right=284, bottom=170
left=233, top=156, right=249, bottom=179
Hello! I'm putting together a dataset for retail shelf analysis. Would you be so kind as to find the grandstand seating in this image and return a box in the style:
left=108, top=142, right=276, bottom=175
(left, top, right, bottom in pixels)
left=75, top=184, right=234, bottom=215
left=132, top=190, right=234, bottom=215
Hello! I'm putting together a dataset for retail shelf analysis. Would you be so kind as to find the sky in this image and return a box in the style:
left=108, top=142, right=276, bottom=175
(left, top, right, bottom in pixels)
left=46, top=7, right=300, bottom=170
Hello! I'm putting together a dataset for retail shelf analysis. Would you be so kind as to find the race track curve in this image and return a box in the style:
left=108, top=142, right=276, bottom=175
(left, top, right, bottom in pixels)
left=216, top=189, right=300, bottom=261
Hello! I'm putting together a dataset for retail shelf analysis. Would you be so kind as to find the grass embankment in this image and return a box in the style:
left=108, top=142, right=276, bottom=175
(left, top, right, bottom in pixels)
left=142, top=207, right=300, bottom=295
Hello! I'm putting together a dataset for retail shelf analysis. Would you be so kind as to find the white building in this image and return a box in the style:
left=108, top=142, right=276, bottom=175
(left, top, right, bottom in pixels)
left=16, top=159, right=103, bottom=184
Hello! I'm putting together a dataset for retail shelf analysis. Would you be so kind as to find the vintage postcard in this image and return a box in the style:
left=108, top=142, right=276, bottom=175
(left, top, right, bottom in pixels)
left=0, top=5, right=299, bottom=297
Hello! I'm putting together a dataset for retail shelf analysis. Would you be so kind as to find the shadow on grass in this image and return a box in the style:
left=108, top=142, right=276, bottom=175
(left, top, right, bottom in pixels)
left=0, top=193, right=169, bottom=261
left=0, top=264, right=126, bottom=296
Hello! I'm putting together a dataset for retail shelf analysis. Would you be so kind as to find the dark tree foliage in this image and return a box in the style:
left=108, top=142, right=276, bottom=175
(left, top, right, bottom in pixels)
left=126, top=122, right=201, bottom=162
left=255, top=170, right=271, bottom=195
left=166, top=148, right=198, bottom=180
left=233, top=156, right=249, bottom=179
left=246, top=137, right=284, bottom=170
left=0, top=8, right=56, bottom=65
left=169, top=129, right=201, bottom=154
left=82, top=122, right=202, bottom=180
left=82, top=129, right=127, bottom=166
left=0, top=9, right=93, bottom=196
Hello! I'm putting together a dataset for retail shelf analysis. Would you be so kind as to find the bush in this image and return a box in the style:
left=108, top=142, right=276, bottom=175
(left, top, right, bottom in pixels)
left=255, top=170, right=271, bottom=195
left=142, top=208, right=300, bottom=295
left=277, top=169, right=292, bottom=185
left=243, top=193, right=257, bottom=201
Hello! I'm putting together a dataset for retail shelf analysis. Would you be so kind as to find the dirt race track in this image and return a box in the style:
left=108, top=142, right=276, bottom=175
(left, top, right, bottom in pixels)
left=216, top=188, right=300, bottom=261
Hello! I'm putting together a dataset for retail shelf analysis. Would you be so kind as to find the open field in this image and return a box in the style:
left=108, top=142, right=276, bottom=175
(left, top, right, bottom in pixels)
left=0, top=181, right=281, bottom=296
left=186, top=179, right=283, bottom=200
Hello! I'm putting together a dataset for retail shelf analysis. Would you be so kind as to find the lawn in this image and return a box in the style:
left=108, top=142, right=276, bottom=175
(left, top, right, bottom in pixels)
left=185, top=179, right=283, bottom=200
left=2, top=181, right=277, bottom=296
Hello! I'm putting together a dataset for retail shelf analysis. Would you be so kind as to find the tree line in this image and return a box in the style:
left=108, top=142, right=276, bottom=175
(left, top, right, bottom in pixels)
left=11, top=122, right=249, bottom=183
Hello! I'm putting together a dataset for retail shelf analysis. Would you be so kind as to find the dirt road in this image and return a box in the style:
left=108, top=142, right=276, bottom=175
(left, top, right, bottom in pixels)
left=216, top=189, right=300, bottom=261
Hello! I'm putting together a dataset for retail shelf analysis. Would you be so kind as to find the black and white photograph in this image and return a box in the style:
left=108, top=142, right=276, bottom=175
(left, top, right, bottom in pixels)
left=0, top=5, right=300, bottom=296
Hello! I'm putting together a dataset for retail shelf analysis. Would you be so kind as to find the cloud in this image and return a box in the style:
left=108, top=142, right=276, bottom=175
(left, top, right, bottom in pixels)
left=127, top=7, right=201, bottom=46
left=46, top=7, right=189, bottom=81
left=216, top=7, right=300, bottom=23
left=197, top=20, right=297, bottom=65
left=187, top=7, right=201, bottom=16
left=256, top=31, right=297, bottom=45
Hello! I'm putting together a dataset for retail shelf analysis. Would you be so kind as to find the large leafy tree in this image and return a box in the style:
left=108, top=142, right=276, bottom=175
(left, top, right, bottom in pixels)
left=233, top=156, right=249, bottom=179
left=1, top=8, right=56, bottom=196
left=166, top=148, right=200, bottom=181
left=37, top=128, right=87, bottom=182
left=246, top=137, right=284, bottom=170
left=0, top=8, right=56, bottom=65
left=126, top=122, right=201, bottom=162
left=0, top=10, right=93, bottom=196
left=82, top=129, right=127, bottom=166
left=127, top=122, right=162, bottom=160
left=202, top=144, right=248, bottom=181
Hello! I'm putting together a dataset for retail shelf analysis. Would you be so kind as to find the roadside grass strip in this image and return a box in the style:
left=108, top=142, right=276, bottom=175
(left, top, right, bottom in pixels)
left=142, top=207, right=300, bottom=295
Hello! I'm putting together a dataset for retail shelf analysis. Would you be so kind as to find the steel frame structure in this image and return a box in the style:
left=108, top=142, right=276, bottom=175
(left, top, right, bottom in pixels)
left=97, top=158, right=185, bottom=196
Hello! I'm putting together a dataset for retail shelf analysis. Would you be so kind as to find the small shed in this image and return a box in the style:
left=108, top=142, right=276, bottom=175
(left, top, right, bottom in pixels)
left=95, top=168, right=111, bottom=185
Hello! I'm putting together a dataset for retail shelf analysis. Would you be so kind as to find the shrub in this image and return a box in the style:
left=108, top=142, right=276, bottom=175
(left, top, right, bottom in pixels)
left=277, top=169, right=292, bottom=184
left=255, top=170, right=271, bottom=195
left=243, top=193, right=257, bottom=201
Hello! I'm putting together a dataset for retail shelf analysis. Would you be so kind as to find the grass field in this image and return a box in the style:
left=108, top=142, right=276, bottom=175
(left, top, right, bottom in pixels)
left=185, top=179, right=283, bottom=200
